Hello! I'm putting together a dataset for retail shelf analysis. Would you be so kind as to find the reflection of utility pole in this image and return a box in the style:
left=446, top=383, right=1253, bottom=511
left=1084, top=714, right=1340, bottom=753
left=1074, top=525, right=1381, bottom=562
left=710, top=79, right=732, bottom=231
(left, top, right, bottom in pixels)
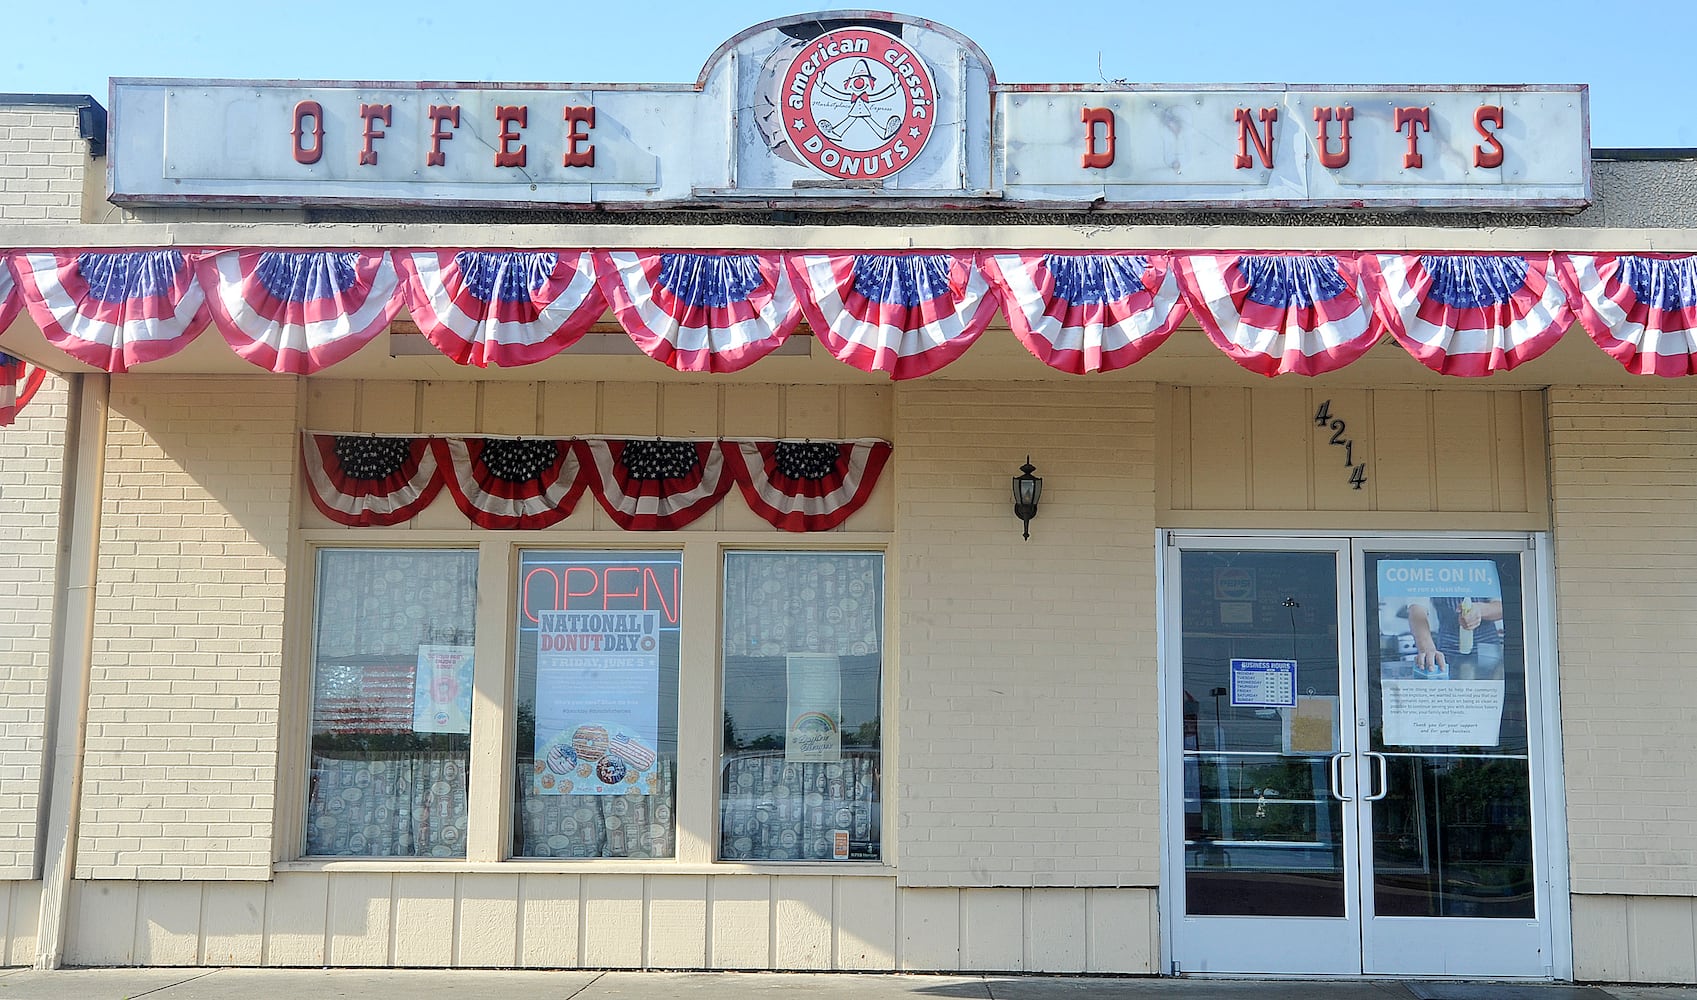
left=1210, top=686, right=1230, bottom=842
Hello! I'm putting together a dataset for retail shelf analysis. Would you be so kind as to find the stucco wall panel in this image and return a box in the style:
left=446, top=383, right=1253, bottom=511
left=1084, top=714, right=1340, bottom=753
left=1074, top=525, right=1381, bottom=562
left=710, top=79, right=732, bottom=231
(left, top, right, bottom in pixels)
left=1550, top=388, right=1697, bottom=897
left=76, top=376, right=296, bottom=880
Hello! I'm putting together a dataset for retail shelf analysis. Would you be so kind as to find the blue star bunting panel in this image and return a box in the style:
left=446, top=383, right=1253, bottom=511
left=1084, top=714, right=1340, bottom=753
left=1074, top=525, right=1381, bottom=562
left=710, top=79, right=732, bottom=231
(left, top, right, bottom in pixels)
left=196, top=250, right=403, bottom=374
left=1363, top=253, right=1573, bottom=376
left=982, top=253, right=1186, bottom=375
left=1175, top=253, right=1382, bottom=377
left=12, top=249, right=209, bottom=372
left=1560, top=254, right=1697, bottom=377
left=594, top=251, right=802, bottom=372
left=788, top=252, right=998, bottom=380
left=723, top=439, right=893, bottom=532
left=396, top=250, right=604, bottom=368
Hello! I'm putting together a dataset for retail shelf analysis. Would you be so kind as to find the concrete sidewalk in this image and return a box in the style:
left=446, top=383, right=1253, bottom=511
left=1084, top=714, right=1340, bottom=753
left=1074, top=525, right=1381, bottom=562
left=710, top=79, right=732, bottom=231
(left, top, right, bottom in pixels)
left=0, top=970, right=1694, bottom=1000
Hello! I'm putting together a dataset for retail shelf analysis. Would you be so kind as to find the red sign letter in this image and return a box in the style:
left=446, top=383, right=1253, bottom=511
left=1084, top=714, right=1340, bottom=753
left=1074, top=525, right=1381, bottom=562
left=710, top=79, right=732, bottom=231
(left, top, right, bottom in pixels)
left=358, top=103, right=391, bottom=166
left=427, top=105, right=460, bottom=167
left=1312, top=106, right=1354, bottom=169
left=1394, top=106, right=1431, bottom=169
left=562, top=106, right=596, bottom=168
left=1234, top=107, right=1278, bottom=169
left=1474, top=105, right=1505, bottom=168
left=291, top=100, right=324, bottom=165
left=1080, top=106, right=1116, bottom=169
left=495, top=105, right=528, bottom=167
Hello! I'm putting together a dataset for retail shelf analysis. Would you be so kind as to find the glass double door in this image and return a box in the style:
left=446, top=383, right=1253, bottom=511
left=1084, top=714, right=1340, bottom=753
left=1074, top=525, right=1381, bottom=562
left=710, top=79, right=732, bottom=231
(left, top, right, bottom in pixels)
left=1165, top=536, right=1553, bottom=977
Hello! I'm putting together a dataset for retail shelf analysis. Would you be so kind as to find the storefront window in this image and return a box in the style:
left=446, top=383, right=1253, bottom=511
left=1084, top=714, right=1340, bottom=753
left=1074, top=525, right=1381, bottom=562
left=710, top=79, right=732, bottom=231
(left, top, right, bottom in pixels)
left=306, top=549, right=477, bottom=857
left=719, top=551, right=883, bottom=861
left=513, top=550, right=681, bottom=858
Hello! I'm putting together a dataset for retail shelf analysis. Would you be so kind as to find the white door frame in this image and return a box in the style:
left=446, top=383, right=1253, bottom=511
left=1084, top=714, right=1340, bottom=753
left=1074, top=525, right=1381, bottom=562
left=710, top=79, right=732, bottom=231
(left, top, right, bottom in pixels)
left=1155, top=528, right=1573, bottom=979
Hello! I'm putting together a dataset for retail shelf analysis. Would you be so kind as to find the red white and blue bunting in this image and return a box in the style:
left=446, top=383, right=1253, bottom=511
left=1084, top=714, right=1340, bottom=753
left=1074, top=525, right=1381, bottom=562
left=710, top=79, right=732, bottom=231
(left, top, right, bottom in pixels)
left=11, top=250, right=209, bottom=372
left=1559, top=254, right=1697, bottom=377
left=1363, top=253, right=1572, bottom=377
left=0, top=352, right=45, bottom=427
left=789, top=252, right=998, bottom=379
left=983, top=253, right=1185, bottom=374
left=577, top=438, right=732, bottom=530
left=595, top=252, right=801, bottom=372
left=301, top=434, right=892, bottom=531
left=5, top=246, right=1697, bottom=378
left=396, top=250, right=604, bottom=368
left=1175, top=254, right=1381, bottom=377
left=197, top=250, right=403, bottom=374
left=432, top=436, right=585, bottom=530
left=301, top=433, right=444, bottom=527
left=723, top=439, right=893, bottom=532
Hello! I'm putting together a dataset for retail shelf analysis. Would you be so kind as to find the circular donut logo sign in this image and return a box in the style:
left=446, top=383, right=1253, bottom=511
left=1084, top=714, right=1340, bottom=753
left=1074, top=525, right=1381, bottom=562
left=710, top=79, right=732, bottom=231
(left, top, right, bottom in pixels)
left=783, top=27, right=935, bottom=179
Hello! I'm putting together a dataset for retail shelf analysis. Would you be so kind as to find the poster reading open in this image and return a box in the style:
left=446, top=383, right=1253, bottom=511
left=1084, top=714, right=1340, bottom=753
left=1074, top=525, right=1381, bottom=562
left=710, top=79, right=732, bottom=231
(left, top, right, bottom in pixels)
left=534, top=610, right=661, bottom=795
left=1378, top=559, right=1506, bottom=747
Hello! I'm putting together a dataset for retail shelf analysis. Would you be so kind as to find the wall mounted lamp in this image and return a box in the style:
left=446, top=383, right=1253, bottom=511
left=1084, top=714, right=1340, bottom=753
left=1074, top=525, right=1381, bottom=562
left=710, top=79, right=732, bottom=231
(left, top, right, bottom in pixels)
left=1012, top=456, right=1042, bottom=540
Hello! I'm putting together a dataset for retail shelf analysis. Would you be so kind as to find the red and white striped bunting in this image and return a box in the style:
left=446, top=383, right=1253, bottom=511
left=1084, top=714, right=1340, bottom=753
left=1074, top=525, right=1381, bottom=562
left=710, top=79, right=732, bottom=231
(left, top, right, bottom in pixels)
left=198, top=250, right=403, bottom=374
left=397, top=250, right=603, bottom=368
left=1363, top=253, right=1572, bottom=376
left=595, top=251, right=801, bottom=372
left=10, top=250, right=210, bottom=372
left=722, top=439, right=892, bottom=532
left=301, top=433, right=444, bottom=527
left=983, top=253, right=1185, bottom=374
left=432, top=437, right=586, bottom=530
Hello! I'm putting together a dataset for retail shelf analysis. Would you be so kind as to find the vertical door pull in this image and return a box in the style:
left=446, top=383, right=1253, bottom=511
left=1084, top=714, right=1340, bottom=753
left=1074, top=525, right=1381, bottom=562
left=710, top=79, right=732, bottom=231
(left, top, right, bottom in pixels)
left=1364, top=751, right=1390, bottom=801
left=1329, top=752, right=1353, bottom=801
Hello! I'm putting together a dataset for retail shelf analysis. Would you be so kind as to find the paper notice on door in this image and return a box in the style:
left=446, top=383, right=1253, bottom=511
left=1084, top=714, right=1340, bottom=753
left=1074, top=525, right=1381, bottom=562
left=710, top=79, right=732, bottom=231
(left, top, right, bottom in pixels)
left=1283, top=695, right=1338, bottom=754
left=1381, top=679, right=1505, bottom=747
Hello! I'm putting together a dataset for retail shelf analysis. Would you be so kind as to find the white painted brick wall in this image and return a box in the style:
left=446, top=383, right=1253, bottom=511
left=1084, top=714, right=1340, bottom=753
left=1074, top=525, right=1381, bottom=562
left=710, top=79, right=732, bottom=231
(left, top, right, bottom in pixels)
left=0, top=373, right=68, bottom=879
left=893, top=382, right=1159, bottom=887
left=0, top=108, right=86, bottom=223
left=1550, top=387, right=1697, bottom=896
left=75, top=376, right=296, bottom=879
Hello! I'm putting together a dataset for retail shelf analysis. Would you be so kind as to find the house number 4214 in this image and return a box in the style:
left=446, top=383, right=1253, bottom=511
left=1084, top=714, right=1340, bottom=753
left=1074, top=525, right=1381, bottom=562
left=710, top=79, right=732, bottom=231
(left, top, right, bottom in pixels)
left=1314, top=400, right=1368, bottom=490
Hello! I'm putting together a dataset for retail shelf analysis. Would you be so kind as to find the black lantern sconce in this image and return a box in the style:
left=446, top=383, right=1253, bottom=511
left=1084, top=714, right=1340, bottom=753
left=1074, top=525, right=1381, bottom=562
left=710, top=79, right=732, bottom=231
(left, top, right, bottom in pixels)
left=1012, top=456, right=1042, bottom=540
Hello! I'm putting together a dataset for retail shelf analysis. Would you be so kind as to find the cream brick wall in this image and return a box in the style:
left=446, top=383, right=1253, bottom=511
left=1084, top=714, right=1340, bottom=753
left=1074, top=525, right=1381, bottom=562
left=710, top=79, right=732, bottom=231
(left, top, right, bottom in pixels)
left=893, top=382, right=1159, bottom=887
left=75, top=376, right=296, bottom=879
left=1550, top=387, right=1697, bottom=896
left=0, top=373, right=68, bottom=879
left=0, top=107, right=86, bottom=223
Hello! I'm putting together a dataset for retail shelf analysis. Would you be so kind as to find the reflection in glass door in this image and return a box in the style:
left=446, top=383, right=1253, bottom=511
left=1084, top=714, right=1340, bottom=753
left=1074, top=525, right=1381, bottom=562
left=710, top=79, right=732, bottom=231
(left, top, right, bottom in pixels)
left=1169, top=543, right=1361, bottom=975
left=1164, top=536, right=1555, bottom=978
left=1357, top=546, right=1548, bottom=977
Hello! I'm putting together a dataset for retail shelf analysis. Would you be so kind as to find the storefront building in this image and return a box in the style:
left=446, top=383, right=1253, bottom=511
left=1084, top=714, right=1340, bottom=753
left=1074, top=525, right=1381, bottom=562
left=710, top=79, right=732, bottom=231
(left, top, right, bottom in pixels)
left=1, top=10, right=1695, bottom=982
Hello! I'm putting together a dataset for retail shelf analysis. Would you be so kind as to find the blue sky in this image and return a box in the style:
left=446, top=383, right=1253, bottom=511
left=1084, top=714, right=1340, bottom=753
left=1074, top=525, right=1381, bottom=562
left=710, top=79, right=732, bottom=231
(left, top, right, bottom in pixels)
left=3, top=0, right=1690, bottom=148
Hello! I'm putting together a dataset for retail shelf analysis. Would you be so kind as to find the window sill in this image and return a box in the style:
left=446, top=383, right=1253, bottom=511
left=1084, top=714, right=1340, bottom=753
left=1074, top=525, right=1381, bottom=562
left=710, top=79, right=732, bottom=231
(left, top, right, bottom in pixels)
left=274, top=858, right=897, bottom=877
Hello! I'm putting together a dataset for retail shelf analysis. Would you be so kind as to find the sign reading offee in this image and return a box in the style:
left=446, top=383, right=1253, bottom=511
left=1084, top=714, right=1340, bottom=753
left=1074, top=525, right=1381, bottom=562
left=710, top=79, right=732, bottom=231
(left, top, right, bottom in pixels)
left=108, top=12, right=1589, bottom=211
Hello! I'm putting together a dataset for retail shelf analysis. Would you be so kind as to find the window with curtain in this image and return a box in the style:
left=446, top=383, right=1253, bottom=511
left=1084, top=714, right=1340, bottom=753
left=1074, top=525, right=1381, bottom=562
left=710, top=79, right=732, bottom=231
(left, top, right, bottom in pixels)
left=720, top=551, right=884, bottom=861
left=306, top=548, right=477, bottom=857
left=512, top=550, right=682, bottom=859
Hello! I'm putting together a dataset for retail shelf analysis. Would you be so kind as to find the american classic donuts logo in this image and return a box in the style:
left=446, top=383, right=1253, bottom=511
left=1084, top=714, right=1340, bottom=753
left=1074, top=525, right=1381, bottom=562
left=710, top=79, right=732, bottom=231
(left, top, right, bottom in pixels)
left=782, top=27, right=935, bottom=179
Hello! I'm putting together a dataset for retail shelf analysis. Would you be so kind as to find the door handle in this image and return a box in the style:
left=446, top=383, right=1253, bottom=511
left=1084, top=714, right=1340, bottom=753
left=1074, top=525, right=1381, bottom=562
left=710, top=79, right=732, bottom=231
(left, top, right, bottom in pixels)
left=1328, top=751, right=1352, bottom=801
left=1364, top=751, right=1390, bottom=801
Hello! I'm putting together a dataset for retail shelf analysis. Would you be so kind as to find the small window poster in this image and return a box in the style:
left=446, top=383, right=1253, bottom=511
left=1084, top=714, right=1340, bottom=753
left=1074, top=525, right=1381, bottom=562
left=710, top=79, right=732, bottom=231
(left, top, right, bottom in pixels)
left=1229, top=658, right=1298, bottom=708
left=785, top=653, right=843, bottom=762
left=412, top=644, right=474, bottom=734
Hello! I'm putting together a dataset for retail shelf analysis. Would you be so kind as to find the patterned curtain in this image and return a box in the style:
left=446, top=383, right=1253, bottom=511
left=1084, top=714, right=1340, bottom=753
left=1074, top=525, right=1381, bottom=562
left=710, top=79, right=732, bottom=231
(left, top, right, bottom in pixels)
left=314, top=549, right=477, bottom=661
left=721, top=552, right=881, bottom=658
left=515, top=760, right=678, bottom=858
left=720, top=752, right=879, bottom=861
left=306, top=750, right=468, bottom=857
